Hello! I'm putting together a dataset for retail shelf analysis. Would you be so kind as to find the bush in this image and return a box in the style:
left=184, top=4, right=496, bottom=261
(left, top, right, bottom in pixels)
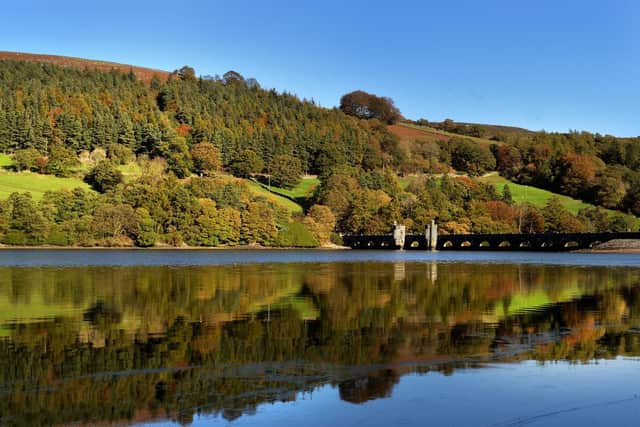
left=276, top=222, right=318, bottom=247
left=107, top=144, right=134, bottom=165
left=85, top=160, right=123, bottom=193
left=14, top=148, right=42, bottom=171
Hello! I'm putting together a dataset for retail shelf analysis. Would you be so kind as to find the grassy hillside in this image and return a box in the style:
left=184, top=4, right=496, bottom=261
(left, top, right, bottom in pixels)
left=480, top=173, right=611, bottom=215
left=389, top=122, right=500, bottom=146
left=0, top=51, right=170, bottom=84
left=0, top=172, right=92, bottom=200
left=252, top=176, right=320, bottom=210
left=246, top=181, right=304, bottom=214
left=0, top=154, right=13, bottom=169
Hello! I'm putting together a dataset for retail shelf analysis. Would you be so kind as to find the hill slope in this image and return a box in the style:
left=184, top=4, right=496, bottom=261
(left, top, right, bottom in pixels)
left=0, top=51, right=170, bottom=84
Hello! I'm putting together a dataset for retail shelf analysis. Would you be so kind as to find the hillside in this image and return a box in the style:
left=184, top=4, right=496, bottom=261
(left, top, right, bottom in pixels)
left=418, top=119, right=536, bottom=140
left=479, top=173, right=610, bottom=215
left=389, top=122, right=499, bottom=146
left=0, top=51, right=170, bottom=84
left=0, top=52, right=638, bottom=248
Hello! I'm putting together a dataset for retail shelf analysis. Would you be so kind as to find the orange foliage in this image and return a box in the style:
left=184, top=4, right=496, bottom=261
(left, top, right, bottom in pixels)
left=176, top=123, right=192, bottom=137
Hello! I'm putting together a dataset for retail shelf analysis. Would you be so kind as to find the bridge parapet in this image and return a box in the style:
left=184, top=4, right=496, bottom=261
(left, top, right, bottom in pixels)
left=343, top=230, right=640, bottom=251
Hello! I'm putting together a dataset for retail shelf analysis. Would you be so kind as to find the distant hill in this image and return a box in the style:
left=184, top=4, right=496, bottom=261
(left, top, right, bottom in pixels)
left=0, top=51, right=170, bottom=84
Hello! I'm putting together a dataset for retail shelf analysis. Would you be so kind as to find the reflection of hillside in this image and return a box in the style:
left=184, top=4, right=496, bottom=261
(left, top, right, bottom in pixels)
left=0, top=263, right=640, bottom=425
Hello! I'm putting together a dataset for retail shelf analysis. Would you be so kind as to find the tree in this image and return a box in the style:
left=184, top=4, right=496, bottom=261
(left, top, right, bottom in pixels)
left=107, top=144, right=134, bottom=165
left=241, top=201, right=277, bottom=245
left=133, top=208, right=157, bottom=247
left=594, top=175, right=626, bottom=209
left=44, top=144, right=78, bottom=177
left=492, top=145, right=522, bottom=178
left=92, top=204, right=136, bottom=244
left=191, top=142, right=221, bottom=176
left=502, top=184, right=513, bottom=204
left=269, top=154, right=303, bottom=189
left=339, top=90, right=402, bottom=124
left=85, top=160, right=123, bottom=193
left=4, top=192, right=49, bottom=244
left=558, top=153, right=599, bottom=198
left=13, top=148, right=42, bottom=171
left=518, top=205, right=545, bottom=233
left=543, top=197, right=584, bottom=233
left=449, top=139, right=496, bottom=176
left=304, top=204, right=336, bottom=245
left=229, top=149, right=263, bottom=178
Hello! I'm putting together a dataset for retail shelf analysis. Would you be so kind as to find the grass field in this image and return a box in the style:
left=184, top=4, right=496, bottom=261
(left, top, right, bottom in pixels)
left=0, top=171, right=92, bottom=200
left=479, top=173, right=610, bottom=215
left=265, top=177, right=319, bottom=199
left=0, top=154, right=14, bottom=168
left=246, top=180, right=303, bottom=213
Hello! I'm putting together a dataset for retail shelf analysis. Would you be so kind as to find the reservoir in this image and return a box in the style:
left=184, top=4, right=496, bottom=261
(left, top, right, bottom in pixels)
left=1, top=250, right=639, bottom=426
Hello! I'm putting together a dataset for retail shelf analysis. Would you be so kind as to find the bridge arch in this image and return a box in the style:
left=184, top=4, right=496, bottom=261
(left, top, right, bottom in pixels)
left=499, top=241, right=511, bottom=248
left=479, top=241, right=491, bottom=248
left=461, top=241, right=472, bottom=248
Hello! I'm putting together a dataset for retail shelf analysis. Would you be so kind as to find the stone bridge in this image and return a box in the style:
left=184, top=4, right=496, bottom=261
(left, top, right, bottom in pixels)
left=343, top=229, right=640, bottom=251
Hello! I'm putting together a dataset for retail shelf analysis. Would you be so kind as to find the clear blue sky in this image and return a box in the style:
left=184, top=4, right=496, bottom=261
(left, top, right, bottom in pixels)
left=2, top=0, right=638, bottom=136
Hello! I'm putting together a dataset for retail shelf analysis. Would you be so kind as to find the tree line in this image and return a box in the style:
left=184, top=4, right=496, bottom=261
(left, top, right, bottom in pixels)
left=0, top=58, right=638, bottom=247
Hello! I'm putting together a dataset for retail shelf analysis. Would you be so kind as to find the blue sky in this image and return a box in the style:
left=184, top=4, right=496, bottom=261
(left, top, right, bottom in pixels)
left=2, top=0, right=638, bottom=135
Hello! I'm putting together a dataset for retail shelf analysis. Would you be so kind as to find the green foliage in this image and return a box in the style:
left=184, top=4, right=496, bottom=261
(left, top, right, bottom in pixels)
left=269, top=154, right=303, bottom=189
left=85, top=160, right=123, bottom=193
left=44, top=144, right=78, bottom=177
left=13, top=148, right=42, bottom=171
left=229, top=149, right=264, bottom=178
left=502, top=184, right=513, bottom=204
left=276, top=222, right=318, bottom=247
left=106, top=143, right=134, bottom=165
left=543, top=197, right=585, bottom=233
left=241, top=201, right=278, bottom=245
left=134, top=208, right=157, bottom=247
left=445, top=138, right=496, bottom=176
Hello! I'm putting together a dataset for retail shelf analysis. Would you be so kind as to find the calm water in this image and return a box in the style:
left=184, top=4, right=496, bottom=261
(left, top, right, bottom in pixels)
left=1, top=250, right=640, bottom=426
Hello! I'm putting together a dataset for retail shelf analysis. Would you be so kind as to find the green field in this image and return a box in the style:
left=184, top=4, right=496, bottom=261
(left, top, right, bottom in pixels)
left=480, top=173, right=611, bottom=215
left=266, top=177, right=319, bottom=199
left=0, top=171, right=92, bottom=200
left=246, top=180, right=303, bottom=213
left=0, top=154, right=14, bottom=169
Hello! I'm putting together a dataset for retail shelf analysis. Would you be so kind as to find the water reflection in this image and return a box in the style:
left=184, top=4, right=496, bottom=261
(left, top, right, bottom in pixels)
left=1, top=261, right=640, bottom=425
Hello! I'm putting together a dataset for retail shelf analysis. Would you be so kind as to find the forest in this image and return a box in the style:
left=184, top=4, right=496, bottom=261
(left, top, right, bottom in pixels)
left=0, top=58, right=638, bottom=247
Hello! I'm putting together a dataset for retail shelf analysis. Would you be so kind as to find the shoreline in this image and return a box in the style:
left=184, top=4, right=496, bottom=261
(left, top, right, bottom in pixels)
left=1, top=245, right=640, bottom=254
left=0, top=244, right=352, bottom=251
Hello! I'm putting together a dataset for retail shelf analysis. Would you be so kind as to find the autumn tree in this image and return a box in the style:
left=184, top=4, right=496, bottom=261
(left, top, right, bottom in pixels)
left=339, top=90, right=402, bottom=124
left=543, top=197, right=584, bottom=233
left=191, top=142, right=222, bottom=176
